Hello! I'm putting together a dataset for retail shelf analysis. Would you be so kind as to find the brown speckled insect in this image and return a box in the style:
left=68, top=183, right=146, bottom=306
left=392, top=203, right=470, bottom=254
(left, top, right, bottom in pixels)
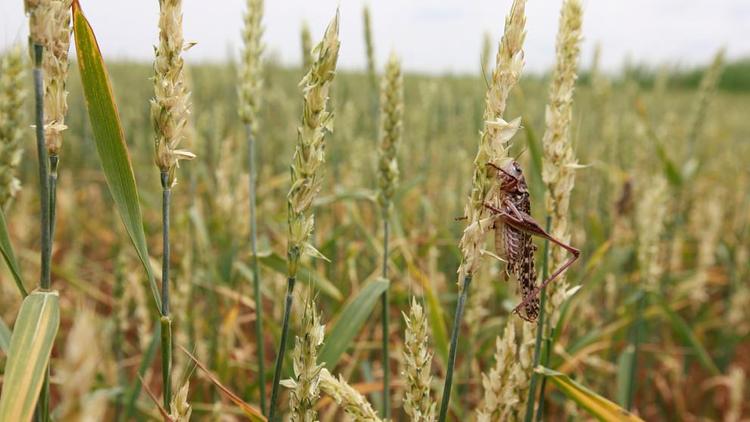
left=484, top=160, right=580, bottom=322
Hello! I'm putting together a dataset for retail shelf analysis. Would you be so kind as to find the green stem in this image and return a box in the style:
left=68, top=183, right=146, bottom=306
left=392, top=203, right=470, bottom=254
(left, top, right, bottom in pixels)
left=49, top=154, right=58, bottom=241
left=113, top=255, right=126, bottom=422
left=32, top=44, right=51, bottom=291
left=32, top=43, right=52, bottom=422
left=160, top=170, right=172, bottom=408
left=438, top=274, right=472, bottom=422
left=524, top=217, right=552, bottom=422
left=160, top=316, right=173, bottom=411
left=380, top=212, right=390, bottom=418
left=626, top=291, right=646, bottom=410
left=269, top=276, right=296, bottom=421
left=247, top=125, right=267, bottom=415
left=535, top=330, right=552, bottom=422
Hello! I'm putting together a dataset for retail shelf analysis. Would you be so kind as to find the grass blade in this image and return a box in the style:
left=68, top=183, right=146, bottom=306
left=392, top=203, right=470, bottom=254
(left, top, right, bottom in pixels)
left=71, top=1, right=160, bottom=309
left=535, top=366, right=645, bottom=422
left=658, top=299, right=720, bottom=376
left=616, top=345, right=636, bottom=407
left=0, top=291, right=60, bottom=421
left=0, top=207, right=27, bottom=297
left=319, top=277, right=390, bottom=367
left=0, top=317, right=10, bottom=353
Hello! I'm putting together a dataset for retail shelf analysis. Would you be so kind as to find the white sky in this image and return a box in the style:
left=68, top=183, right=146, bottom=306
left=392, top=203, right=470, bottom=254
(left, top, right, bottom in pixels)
left=1, top=0, right=747, bottom=74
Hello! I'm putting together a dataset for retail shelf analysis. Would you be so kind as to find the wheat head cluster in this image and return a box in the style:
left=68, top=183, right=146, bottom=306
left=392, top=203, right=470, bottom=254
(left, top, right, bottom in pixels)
left=0, top=0, right=747, bottom=421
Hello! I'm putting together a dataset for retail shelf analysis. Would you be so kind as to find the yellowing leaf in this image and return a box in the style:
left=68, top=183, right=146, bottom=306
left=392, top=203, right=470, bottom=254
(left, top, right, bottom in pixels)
left=72, top=1, right=160, bottom=310
left=0, top=291, right=60, bottom=422
left=535, top=366, right=645, bottom=422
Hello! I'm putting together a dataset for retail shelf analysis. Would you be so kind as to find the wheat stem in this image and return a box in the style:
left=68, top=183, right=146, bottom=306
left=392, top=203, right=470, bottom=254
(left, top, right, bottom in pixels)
left=524, top=217, right=551, bottom=422
left=160, top=170, right=172, bottom=408
left=380, top=215, right=390, bottom=417
left=247, top=125, right=266, bottom=413
left=269, top=277, right=295, bottom=421
left=438, top=275, right=471, bottom=422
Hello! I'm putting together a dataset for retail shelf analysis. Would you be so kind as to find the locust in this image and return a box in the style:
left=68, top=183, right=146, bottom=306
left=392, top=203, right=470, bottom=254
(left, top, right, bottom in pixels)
left=484, top=160, right=580, bottom=322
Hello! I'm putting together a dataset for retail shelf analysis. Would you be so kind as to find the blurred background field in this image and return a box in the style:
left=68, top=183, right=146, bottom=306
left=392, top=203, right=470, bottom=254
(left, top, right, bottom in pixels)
left=1, top=2, right=750, bottom=421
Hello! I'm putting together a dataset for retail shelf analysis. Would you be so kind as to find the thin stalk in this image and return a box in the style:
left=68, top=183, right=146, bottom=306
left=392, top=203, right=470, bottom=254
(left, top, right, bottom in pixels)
left=49, top=154, right=58, bottom=240
left=160, top=170, right=172, bottom=409
left=32, top=43, right=52, bottom=422
left=438, top=274, right=472, bottom=422
left=113, top=255, right=126, bottom=422
left=247, top=125, right=266, bottom=415
left=269, top=276, right=296, bottom=421
left=380, top=213, right=390, bottom=418
left=32, top=44, right=51, bottom=291
left=535, top=331, right=552, bottom=422
left=626, top=291, right=646, bottom=410
left=524, top=217, right=552, bottom=422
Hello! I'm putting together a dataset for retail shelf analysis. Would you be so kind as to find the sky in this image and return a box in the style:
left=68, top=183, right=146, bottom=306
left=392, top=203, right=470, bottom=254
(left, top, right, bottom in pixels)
left=1, top=0, right=747, bottom=75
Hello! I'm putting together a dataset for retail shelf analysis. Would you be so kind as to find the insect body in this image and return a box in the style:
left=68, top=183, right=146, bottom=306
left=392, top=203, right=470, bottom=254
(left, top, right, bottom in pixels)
left=485, top=160, right=580, bottom=322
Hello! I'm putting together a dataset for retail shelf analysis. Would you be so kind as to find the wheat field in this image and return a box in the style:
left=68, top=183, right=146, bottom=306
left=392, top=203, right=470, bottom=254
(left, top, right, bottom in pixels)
left=0, top=0, right=748, bottom=421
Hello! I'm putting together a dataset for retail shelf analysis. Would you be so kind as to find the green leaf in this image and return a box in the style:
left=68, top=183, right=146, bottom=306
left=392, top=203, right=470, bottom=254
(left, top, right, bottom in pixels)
left=319, top=278, right=390, bottom=367
left=658, top=300, right=720, bottom=376
left=654, top=141, right=682, bottom=187
left=258, top=253, right=342, bottom=301
left=72, top=2, right=159, bottom=309
left=535, top=366, right=645, bottom=422
left=0, top=317, right=10, bottom=353
left=616, top=345, right=636, bottom=407
left=0, top=207, right=27, bottom=297
left=0, top=291, right=60, bottom=421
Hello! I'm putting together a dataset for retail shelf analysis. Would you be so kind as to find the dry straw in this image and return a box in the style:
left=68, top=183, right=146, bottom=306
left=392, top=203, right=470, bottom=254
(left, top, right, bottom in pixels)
left=402, top=299, right=435, bottom=422
left=541, top=0, right=583, bottom=325
left=0, top=47, right=27, bottom=209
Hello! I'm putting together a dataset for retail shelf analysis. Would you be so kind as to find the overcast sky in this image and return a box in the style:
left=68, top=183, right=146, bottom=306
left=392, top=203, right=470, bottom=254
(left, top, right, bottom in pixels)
left=1, top=0, right=746, bottom=74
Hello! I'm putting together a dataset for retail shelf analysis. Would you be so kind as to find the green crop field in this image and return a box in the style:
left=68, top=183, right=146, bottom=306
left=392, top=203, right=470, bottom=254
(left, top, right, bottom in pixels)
left=0, top=0, right=748, bottom=421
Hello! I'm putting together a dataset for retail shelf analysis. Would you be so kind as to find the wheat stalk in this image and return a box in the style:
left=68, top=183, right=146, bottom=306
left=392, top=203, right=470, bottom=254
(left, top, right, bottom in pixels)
left=376, top=51, right=403, bottom=418
left=541, top=0, right=583, bottom=326
left=439, top=1, right=527, bottom=419
left=151, top=0, right=194, bottom=407
left=269, top=11, right=340, bottom=420
left=238, top=0, right=267, bottom=413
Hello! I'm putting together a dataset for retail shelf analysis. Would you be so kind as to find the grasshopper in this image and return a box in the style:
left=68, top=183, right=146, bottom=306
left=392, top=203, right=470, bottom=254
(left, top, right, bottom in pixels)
left=484, top=160, right=580, bottom=322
